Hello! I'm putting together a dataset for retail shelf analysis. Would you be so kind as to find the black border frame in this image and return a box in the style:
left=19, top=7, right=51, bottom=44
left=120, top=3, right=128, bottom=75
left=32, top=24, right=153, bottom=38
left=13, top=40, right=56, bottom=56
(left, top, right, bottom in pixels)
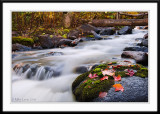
left=1, top=0, right=159, bottom=113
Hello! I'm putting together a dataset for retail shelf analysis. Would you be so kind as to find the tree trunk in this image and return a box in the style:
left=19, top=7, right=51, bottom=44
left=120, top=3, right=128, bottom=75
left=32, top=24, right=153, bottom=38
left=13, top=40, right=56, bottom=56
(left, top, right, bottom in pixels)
left=89, top=18, right=148, bottom=27
left=63, top=12, right=73, bottom=28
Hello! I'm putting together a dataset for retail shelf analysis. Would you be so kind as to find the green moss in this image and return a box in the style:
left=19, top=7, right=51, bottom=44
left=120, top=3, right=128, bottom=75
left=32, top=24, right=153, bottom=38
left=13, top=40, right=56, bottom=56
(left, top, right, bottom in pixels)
left=50, top=35, right=53, bottom=38
left=112, top=62, right=117, bottom=64
left=74, top=79, right=114, bottom=102
left=72, top=71, right=91, bottom=91
left=86, top=35, right=94, bottom=38
left=62, top=34, right=67, bottom=38
left=115, top=71, right=128, bottom=77
left=63, top=29, right=70, bottom=34
left=12, top=36, right=34, bottom=46
left=96, top=64, right=108, bottom=70
left=58, top=29, right=63, bottom=35
left=93, top=68, right=101, bottom=73
left=135, top=67, right=148, bottom=78
left=97, top=72, right=103, bottom=77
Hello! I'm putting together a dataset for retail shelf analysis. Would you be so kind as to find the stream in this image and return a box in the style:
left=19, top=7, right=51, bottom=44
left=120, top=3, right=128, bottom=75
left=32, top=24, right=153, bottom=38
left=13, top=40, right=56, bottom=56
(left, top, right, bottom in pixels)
left=12, top=29, right=148, bottom=102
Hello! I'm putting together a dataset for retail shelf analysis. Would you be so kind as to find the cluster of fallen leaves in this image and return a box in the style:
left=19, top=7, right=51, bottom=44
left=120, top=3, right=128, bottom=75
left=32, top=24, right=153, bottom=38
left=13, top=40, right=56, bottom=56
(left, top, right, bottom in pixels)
left=85, top=61, right=136, bottom=98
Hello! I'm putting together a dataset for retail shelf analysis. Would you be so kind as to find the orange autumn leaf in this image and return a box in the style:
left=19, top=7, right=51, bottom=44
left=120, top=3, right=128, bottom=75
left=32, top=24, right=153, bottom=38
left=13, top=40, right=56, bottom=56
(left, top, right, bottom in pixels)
left=113, top=84, right=124, bottom=92
left=99, top=92, right=107, bottom=98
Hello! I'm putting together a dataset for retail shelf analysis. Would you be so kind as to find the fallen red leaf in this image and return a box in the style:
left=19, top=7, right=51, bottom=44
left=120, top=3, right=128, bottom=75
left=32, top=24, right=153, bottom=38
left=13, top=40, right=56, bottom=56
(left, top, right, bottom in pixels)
left=88, top=73, right=98, bottom=79
left=124, top=69, right=135, bottom=76
left=100, top=76, right=109, bottom=81
left=99, top=92, right=107, bottom=98
left=113, top=84, right=124, bottom=92
left=114, top=75, right=121, bottom=81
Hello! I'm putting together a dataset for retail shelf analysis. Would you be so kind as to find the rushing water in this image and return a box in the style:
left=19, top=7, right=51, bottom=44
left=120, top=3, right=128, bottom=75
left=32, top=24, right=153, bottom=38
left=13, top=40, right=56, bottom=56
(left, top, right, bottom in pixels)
left=12, top=29, right=148, bottom=102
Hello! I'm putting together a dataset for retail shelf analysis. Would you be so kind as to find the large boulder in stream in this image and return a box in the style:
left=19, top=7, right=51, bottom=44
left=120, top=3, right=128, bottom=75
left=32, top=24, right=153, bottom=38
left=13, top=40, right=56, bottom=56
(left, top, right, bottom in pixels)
left=118, top=26, right=132, bottom=35
left=72, top=63, right=148, bottom=102
left=99, top=27, right=115, bottom=35
left=38, top=34, right=54, bottom=48
left=121, top=51, right=148, bottom=65
left=93, top=76, right=148, bottom=102
left=12, top=43, right=31, bottom=51
left=123, top=46, right=148, bottom=52
left=67, top=24, right=100, bottom=40
left=141, top=39, right=148, bottom=47
left=50, top=36, right=79, bottom=48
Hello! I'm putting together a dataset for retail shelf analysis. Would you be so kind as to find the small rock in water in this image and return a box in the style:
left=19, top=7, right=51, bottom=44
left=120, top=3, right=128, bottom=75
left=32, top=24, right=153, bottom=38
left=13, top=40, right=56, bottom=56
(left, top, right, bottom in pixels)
left=74, top=66, right=88, bottom=74
left=118, top=26, right=132, bottom=35
left=121, top=51, right=148, bottom=65
left=45, top=52, right=64, bottom=56
left=123, top=46, right=148, bottom=52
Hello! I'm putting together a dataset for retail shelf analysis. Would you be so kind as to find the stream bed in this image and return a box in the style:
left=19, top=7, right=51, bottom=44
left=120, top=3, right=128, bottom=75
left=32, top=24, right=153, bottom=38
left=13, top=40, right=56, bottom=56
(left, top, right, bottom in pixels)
left=12, top=29, right=148, bottom=102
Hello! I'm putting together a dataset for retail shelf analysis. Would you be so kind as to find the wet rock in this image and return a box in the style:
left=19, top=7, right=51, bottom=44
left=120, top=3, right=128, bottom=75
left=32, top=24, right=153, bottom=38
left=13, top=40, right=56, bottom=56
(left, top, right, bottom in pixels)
left=24, top=64, right=41, bottom=79
left=67, top=30, right=80, bottom=40
left=99, top=28, right=115, bottom=35
left=81, top=37, right=95, bottom=41
left=32, top=46, right=43, bottom=50
left=67, top=24, right=99, bottom=40
left=123, top=46, right=148, bottom=52
left=141, top=39, right=148, bottom=47
left=143, top=33, right=148, bottom=39
left=118, top=26, right=132, bottom=35
left=58, top=39, right=73, bottom=47
left=38, top=34, right=54, bottom=48
left=70, top=38, right=81, bottom=46
left=91, top=63, right=101, bottom=70
left=22, top=64, right=30, bottom=73
left=135, top=38, right=143, bottom=41
left=13, top=63, right=24, bottom=72
left=12, top=54, right=18, bottom=58
left=143, top=26, right=148, bottom=29
left=91, top=30, right=103, bottom=40
left=12, top=43, right=31, bottom=51
left=78, top=24, right=99, bottom=35
left=45, top=52, right=64, bottom=56
left=93, top=76, right=148, bottom=102
left=121, top=51, right=148, bottom=65
left=74, top=66, right=88, bottom=74
left=50, top=36, right=64, bottom=48
left=103, top=38, right=112, bottom=40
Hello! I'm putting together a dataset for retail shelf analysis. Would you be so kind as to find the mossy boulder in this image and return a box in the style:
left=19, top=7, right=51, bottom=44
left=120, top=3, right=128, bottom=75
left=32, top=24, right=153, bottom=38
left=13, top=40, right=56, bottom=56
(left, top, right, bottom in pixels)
left=72, top=63, right=114, bottom=102
left=72, top=63, right=148, bottom=102
left=12, top=36, right=34, bottom=46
